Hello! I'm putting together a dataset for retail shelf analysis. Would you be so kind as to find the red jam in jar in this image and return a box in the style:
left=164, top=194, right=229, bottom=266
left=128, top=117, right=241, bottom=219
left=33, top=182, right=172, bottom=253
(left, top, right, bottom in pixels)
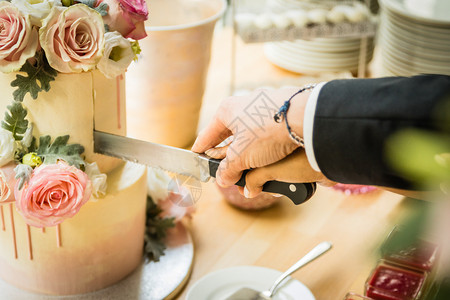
left=384, top=241, right=438, bottom=272
left=365, top=263, right=426, bottom=300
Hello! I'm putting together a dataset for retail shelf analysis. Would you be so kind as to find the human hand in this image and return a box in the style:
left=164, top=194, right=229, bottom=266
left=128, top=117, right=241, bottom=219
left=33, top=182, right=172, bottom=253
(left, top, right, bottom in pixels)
left=206, top=147, right=335, bottom=198
left=240, top=149, right=336, bottom=198
left=191, top=87, right=310, bottom=187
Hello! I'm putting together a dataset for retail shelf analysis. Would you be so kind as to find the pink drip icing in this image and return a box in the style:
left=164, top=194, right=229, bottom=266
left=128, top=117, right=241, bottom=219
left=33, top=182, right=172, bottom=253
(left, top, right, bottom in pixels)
left=26, top=225, right=33, bottom=260
left=116, top=75, right=123, bottom=130
left=9, top=204, right=17, bottom=259
left=1, top=206, right=5, bottom=231
left=56, top=224, right=61, bottom=247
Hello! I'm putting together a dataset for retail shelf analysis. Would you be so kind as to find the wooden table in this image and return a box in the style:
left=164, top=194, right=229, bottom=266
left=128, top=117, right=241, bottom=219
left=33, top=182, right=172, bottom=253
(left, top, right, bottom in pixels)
left=129, top=27, right=421, bottom=299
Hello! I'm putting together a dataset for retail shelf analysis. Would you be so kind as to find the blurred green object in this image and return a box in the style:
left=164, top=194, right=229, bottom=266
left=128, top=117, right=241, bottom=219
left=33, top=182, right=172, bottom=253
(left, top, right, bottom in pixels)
left=387, top=129, right=450, bottom=190
left=430, top=278, right=450, bottom=300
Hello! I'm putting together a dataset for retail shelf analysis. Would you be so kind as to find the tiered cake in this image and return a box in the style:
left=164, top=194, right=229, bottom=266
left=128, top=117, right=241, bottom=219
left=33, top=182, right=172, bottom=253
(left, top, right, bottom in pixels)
left=0, top=0, right=149, bottom=295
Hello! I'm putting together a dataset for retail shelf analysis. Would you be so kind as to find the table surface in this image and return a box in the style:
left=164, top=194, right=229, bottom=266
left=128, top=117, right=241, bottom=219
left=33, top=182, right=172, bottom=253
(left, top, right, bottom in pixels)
left=128, top=27, right=420, bottom=300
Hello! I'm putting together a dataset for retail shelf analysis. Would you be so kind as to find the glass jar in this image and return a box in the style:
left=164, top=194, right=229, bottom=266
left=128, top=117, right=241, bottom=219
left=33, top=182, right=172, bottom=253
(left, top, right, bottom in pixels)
left=380, top=227, right=439, bottom=272
left=365, top=260, right=428, bottom=300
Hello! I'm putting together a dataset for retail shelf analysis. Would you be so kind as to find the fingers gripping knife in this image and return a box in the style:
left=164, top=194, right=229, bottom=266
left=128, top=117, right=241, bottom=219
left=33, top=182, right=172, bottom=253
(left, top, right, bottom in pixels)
left=93, top=131, right=316, bottom=205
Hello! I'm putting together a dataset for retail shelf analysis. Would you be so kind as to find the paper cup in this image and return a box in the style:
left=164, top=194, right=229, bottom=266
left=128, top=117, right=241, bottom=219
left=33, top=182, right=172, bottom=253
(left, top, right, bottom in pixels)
left=127, top=0, right=226, bottom=148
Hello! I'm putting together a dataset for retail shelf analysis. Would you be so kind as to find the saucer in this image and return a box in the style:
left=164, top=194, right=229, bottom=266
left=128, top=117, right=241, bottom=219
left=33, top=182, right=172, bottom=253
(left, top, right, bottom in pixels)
left=186, top=266, right=315, bottom=300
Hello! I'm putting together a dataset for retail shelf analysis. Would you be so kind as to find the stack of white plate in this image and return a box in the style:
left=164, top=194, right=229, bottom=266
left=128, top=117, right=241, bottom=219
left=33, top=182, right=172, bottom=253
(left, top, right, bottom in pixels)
left=264, top=37, right=374, bottom=74
left=378, top=0, right=450, bottom=76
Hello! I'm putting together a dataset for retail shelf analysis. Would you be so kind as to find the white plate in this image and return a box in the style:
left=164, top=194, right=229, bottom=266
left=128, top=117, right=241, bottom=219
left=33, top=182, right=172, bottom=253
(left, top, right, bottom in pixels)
left=381, top=39, right=450, bottom=72
left=379, top=25, right=450, bottom=60
left=384, top=9, right=450, bottom=35
left=280, top=40, right=373, bottom=54
left=382, top=16, right=450, bottom=49
left=383, top=10, right=450, bottom=40
left=186, top=266, right=315, bottom=300
left=269, top=46, right=373, bottom=68
left=264, top=46, right=365, bottom=74
left=381, top=0, right=450, bottom=25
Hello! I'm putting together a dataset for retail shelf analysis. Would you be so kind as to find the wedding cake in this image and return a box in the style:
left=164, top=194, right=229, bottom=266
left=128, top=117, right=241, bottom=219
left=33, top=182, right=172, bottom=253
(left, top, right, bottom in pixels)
left=0, top=0, right=151, bottom=295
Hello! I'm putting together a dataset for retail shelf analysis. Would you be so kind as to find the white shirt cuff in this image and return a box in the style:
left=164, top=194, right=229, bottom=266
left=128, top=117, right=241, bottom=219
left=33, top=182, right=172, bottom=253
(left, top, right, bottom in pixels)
left=303, top=82, right=326, bottom=173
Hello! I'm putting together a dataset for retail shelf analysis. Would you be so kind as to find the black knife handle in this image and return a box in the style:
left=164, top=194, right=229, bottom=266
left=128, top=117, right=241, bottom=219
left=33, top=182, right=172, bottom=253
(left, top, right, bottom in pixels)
left=208, top=158, right=316, bottom=205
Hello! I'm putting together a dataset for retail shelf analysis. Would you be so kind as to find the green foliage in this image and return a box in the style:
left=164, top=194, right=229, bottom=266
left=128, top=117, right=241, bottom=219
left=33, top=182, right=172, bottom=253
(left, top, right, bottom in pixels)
left=1, top=101, right=28, bottom=141
left=77, top=0, right=109, bottom=16
left=144, top=196, right=175, bottom=262
left=11, top=51, right=57, bottom=102
left=14, top=164, right=33, bottom=190
left=380, top=200, right=430, bottom=255
left=131, top=41, right=142, bottom=62
left=62, top=0, right=74, bottom=6
left=386, top=129, right=450, bottom=189
left=36, top=135, right=85, bottom=168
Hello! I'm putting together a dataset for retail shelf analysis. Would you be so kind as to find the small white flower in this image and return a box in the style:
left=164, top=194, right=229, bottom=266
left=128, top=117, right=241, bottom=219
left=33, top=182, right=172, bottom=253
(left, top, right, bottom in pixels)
left=11, top=0, right=62, bottom=27
left=85, top=162, right=107, bottom=199
left=0, top=129, right=16, bottom=167
left=98, top=31, right=134, bottom=79
left=147, top=167, right=171, bottom=203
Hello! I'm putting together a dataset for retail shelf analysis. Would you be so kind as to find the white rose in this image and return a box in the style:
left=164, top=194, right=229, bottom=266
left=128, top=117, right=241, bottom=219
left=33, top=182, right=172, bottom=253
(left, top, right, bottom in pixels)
left=0, top=2, right=38, bottom=73
left=147, top=167, right=171, bottom=203
left=97, top=31, right=134, bottom=79
left=0, top=129, right=16, bottom=167
left=11, top=0, right=62, bottom=27
left=39, top=4, right=105, bottom=73
left=85, top=162, right=107, bottom=199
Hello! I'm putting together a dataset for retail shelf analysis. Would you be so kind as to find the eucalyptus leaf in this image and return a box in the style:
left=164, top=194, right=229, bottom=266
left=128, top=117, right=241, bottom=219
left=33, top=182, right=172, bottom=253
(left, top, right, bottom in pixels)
left=1, top=101, right=28, bottom=141
left=36, top=135, right=85, bottom=168
left=10, top=51, right=57, bottom=102
left=14, top=164, right=33, bottom=190
left=144, top=196, right=175, bottom=262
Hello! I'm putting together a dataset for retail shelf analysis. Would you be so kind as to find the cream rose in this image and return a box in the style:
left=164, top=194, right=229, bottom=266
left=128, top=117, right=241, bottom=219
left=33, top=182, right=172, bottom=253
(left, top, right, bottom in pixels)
left=39, top=4, right=105, bottom=73
left=15, top=161, right=92, bottom=228
left=0, top=128, right=16, bottom=167
left=0, top=2, right=38, bottom=73
left=85, top=162, right=107, bottom=198
left=11, top=0, right=62, bottom=27
left=147, top=167, right=172, bottom=203
left=97, top=31, right=133, bottom=79
left=0, top=163, right=17, bottom=204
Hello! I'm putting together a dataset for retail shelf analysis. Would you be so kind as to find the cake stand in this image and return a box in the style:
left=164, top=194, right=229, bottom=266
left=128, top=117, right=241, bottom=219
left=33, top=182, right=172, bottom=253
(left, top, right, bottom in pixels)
left=0, top=222, right=194, bottom=300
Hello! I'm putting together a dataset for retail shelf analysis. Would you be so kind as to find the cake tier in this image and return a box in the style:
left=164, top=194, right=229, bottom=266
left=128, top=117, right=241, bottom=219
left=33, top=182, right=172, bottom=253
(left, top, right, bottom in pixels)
left=0, top=162, right=147, bottom=295
left=0, top=71, right=127, bottom=173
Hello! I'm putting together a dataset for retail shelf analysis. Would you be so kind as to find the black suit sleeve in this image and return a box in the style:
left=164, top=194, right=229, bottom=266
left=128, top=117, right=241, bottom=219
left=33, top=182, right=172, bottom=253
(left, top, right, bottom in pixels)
left=312, top=74, right=450, bottom=189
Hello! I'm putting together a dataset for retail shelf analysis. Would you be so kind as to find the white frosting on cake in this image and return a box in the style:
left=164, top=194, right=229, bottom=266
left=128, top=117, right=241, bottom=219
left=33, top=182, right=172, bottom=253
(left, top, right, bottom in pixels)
left=0, top=70, right=127, bottom=173
left=0, top=162, right=147, bottom=295
left=0, top=71, right=148, bottom=295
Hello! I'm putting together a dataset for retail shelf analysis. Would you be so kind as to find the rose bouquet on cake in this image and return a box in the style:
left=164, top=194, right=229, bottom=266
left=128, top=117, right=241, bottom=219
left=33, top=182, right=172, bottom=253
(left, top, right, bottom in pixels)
left=0, top=0, right=148, bottom=102
left=0, top=100, right=104, bottom=228
left=0, top=0, right=188, bottom=264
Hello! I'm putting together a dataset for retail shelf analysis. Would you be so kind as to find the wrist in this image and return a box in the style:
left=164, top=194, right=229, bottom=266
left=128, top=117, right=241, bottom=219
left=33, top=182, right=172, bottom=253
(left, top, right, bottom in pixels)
left=286, top=90, right=311, bottom=140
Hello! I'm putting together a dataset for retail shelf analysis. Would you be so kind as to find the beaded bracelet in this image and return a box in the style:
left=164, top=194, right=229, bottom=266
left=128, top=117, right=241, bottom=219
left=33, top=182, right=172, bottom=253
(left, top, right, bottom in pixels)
left=273, top=84, right=317, bottom=147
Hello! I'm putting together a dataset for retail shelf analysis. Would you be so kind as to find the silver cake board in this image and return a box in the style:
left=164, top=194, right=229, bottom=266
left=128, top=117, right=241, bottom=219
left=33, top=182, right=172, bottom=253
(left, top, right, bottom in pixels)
left=0, top=223, right=194, bottom=300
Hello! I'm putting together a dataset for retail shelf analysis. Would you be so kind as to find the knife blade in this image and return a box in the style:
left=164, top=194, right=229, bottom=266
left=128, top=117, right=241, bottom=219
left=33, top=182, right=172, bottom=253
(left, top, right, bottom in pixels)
left=93, top=130, right=316, bottom=205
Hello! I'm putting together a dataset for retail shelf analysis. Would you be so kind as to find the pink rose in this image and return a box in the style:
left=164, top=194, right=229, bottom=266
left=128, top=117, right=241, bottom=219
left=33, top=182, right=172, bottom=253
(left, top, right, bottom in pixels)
left=158, top=190, right=196, bottom=222
left=101, top=0, right=148, bottom=40
left=15, top=161, right=92, bottom=228
left=0, top=2, right=38, bottom=73
left=0, top=163, right=17, bottom=204
left=39, top=4, right=105, bottom=73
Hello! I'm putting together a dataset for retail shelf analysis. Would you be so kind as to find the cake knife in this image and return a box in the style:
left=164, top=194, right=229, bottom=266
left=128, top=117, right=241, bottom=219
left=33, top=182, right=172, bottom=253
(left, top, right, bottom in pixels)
left=93, top=130, right=316, bottom=205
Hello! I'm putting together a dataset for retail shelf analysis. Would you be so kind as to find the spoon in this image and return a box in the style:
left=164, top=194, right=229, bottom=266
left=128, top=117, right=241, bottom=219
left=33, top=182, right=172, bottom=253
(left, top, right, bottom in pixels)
left=225, top=241, right=333, bottom=300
